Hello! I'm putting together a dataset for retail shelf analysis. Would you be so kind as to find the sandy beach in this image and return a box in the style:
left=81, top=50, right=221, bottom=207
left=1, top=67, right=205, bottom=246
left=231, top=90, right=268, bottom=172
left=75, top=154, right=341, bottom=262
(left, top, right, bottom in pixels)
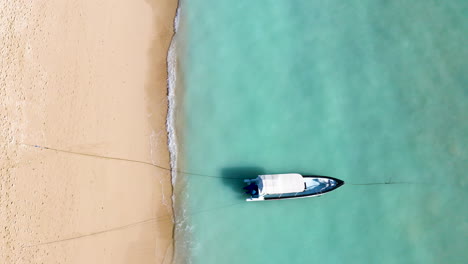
left=1, top=0, right=178, bottom=263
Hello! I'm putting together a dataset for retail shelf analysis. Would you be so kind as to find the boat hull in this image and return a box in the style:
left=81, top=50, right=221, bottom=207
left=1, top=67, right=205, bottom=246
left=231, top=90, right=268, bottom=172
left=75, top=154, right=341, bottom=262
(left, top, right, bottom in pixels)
left=245, top=175, right=345, bottom=202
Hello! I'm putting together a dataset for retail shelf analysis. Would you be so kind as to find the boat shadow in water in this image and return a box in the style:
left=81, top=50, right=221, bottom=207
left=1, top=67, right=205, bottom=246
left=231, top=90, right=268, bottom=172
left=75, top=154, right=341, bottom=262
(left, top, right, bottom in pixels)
left=220, top=166, right=265, bottom=199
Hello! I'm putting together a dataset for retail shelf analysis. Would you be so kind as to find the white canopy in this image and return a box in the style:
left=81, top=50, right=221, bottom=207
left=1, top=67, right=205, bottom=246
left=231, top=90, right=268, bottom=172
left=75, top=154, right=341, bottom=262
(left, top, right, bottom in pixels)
left=257, top=173, right=305, bottom=195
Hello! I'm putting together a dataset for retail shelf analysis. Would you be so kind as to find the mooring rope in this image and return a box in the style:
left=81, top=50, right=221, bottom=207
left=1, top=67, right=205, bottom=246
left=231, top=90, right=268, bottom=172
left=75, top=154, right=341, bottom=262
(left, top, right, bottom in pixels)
left=22, top=143, right=241, bottom=179
left=22, top=143, right=416, bottom=185
left=20, top=142, right=416, bottom=247
left=348, top=181, right=416, bottom=186
left=24, top=200, right=244, bottom=247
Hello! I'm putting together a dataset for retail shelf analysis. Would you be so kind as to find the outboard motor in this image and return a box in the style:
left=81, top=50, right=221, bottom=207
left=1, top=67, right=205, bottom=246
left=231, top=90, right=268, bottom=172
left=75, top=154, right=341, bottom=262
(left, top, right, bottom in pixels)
left=243, top=183, right=258, bottom=195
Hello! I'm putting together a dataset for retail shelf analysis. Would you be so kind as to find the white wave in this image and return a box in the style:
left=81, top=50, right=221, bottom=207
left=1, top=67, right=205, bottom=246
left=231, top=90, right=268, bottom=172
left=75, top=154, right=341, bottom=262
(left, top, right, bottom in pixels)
left=167, top=4, right=191, bottom=264
left=166, top=5, right=180, bottom=187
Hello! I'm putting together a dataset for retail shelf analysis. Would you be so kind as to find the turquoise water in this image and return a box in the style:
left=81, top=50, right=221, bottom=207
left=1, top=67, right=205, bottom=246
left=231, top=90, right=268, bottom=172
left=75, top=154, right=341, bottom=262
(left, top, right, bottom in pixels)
left=173, top=1, right=467, bottom=263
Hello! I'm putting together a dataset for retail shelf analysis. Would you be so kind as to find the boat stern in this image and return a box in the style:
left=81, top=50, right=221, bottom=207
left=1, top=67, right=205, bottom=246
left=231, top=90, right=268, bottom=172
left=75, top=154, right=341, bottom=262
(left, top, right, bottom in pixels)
left=243, top=178, right=262, bottom=201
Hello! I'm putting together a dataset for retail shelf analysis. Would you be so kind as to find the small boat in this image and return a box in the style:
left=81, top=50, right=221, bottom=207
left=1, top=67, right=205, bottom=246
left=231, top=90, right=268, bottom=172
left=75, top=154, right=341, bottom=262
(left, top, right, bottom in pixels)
left=243, top=173, right=345, bottom=201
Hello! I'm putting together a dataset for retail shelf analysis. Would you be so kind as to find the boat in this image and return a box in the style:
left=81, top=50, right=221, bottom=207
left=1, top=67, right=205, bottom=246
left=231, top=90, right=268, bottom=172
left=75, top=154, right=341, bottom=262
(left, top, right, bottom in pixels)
left=243, top=173, right=345, bottom=201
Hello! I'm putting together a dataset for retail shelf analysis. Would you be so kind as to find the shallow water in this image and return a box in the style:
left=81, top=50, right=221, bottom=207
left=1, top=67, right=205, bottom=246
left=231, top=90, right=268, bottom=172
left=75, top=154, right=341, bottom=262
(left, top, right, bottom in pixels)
left=172, top=1, right=467, bottom=263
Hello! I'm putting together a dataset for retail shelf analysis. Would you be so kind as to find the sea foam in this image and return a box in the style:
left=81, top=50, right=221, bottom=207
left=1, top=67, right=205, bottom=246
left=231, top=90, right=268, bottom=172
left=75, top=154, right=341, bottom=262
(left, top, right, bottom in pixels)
left=166, top=5, right=180, bottom=186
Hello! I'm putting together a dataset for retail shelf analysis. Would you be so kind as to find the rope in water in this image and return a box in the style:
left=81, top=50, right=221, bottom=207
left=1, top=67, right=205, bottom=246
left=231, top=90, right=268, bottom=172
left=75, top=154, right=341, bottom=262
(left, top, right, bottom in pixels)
left=348, top=182, right=416, bottom=186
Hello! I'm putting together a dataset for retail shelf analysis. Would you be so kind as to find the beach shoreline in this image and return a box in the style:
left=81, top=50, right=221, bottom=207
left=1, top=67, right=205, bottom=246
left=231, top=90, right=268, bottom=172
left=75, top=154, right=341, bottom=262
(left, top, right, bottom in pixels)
left=1, top=0, right=178, bottom=263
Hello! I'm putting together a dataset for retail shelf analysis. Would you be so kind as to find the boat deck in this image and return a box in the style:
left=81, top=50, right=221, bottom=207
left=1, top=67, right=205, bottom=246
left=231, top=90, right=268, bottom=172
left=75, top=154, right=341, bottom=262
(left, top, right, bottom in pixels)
left=262, top=176, right=342, bottom=200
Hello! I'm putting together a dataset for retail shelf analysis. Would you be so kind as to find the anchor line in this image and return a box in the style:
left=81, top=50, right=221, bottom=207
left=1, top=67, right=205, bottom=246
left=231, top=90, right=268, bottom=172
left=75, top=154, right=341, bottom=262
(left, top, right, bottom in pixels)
left=23, top=144, right=417, bottom=185
left=22, top=143, right=240, bottom=179
left=349, top=182, right=417, bottom=186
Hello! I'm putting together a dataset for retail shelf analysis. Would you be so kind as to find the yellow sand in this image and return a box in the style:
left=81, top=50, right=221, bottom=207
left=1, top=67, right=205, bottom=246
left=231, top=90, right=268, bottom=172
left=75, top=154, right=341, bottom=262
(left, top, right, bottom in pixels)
left=0, top=0, right=178, bottom=263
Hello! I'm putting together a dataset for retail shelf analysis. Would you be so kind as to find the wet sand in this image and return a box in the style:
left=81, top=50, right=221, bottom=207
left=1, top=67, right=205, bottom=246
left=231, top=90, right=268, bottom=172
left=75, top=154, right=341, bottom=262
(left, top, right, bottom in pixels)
left=0, top=0, right=178, bottom=263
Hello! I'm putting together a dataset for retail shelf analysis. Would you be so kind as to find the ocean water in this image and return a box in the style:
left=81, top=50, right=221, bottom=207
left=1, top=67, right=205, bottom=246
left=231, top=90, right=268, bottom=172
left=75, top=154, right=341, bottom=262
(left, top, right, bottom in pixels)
left=170, top=1, right=467, bottom=263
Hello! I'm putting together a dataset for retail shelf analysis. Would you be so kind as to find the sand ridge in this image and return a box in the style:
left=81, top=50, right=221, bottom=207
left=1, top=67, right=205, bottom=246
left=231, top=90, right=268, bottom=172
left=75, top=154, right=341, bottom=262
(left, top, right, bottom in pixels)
left=1, top=0, right=178, bottom=263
